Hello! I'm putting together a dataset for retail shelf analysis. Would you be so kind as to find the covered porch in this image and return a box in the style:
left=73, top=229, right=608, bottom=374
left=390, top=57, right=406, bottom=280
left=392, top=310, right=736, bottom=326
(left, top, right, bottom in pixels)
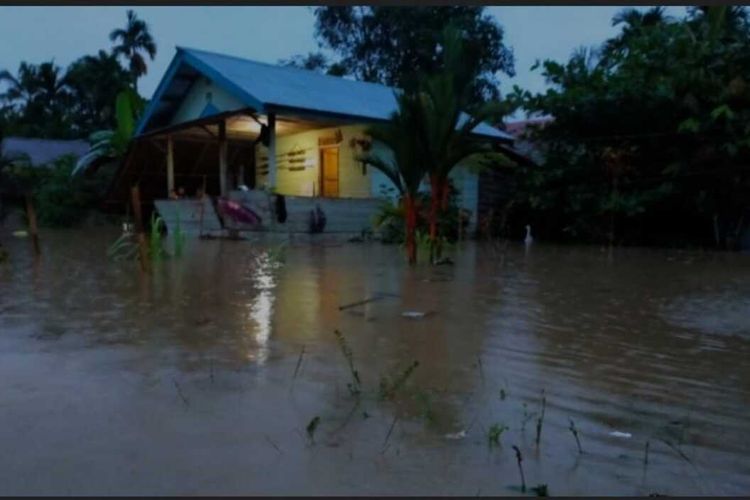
left=109, top=107, right=385, bottom=237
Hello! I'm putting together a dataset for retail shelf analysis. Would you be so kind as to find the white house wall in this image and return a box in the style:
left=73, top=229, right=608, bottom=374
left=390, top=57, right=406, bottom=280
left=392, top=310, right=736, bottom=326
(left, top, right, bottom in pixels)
left=255, top=123, right=481, bottom=230
left=255, top=124, right=374, bottom=198
left=170, top=77, right=245, bottom=125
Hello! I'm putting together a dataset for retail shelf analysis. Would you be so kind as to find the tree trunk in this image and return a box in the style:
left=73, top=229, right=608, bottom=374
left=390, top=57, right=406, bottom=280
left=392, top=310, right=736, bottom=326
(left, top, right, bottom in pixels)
left=428, top=175, right=440, bottom=243
left=24, top=193, right=40, bottom=257
left=404, top=194, right=418, bottom=265
left=130, top=185, right=150, bottom=273
left=440, top=179, right=450, bottom=211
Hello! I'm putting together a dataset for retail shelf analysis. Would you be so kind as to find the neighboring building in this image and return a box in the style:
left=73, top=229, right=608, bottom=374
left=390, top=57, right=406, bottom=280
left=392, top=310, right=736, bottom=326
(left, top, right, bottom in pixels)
left=109, top=47, right=514, bottom=236
left=0, top=137, right=89, bottom=167
left=503, top=117, right=552, bottom=165
left=474, top=118, right=549, bottom=239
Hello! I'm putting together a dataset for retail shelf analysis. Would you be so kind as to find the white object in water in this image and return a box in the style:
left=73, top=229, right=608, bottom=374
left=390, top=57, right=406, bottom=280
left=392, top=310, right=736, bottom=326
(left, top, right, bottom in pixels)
left=12, top=230, right=28, bottom=238
left=609, top=431, right=632, bottom=439
left=445, top=430, right=467, bottom=440
left=238, top=184, right=250, bottom=192
left=402, top=311, right=426, bottom=319
left=524, top=224, right=533, bottom=245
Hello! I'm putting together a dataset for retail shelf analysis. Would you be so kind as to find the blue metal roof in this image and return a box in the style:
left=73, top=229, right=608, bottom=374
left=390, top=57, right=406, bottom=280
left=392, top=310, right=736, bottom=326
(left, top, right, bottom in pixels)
left=136, top=47, right=512, bottom=141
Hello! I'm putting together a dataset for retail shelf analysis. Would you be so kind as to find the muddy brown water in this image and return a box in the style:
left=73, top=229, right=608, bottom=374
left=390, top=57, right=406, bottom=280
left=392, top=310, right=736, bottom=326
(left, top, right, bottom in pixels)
left=0, top=229, right=748, bottom=495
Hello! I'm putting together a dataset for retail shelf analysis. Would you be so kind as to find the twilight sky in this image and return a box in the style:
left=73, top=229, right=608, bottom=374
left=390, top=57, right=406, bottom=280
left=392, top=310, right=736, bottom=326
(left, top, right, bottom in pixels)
left=0, top=6, right=687, bottom=101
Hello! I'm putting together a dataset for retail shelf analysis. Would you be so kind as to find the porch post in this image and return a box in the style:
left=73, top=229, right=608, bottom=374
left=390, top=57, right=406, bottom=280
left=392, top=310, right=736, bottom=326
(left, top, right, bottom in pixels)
left=268, top=112, right=277, bottom=190
left=238, top=163, right=245, bottom=188
left=219, top=120, right=227, bottom=196
left=166, top=135, right=175, bottom=196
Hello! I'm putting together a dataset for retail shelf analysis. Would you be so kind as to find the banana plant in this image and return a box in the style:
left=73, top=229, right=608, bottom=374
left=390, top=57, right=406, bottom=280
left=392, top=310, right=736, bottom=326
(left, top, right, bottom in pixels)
left=72, top=87, right=143, bottom=176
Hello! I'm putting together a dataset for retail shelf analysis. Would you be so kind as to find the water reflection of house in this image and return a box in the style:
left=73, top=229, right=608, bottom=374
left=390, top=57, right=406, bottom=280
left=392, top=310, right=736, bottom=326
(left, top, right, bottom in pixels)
left=107, top=47, right=514, bottom=237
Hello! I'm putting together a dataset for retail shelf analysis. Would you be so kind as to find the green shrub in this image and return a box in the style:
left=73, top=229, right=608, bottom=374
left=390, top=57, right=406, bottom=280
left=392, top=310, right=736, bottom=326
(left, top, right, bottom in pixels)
left=373, top=179, right=467, bottom=245
left=2, top=155, right=114, bottom=227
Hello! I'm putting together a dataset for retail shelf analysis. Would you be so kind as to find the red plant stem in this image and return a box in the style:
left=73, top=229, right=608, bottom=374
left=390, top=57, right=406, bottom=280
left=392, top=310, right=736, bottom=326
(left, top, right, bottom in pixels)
left=404, top=194, right=418, bottom=265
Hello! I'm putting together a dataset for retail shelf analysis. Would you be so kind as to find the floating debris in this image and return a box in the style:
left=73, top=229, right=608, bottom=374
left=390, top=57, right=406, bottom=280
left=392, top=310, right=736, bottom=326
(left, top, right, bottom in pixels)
left=402, top=311, right=426, bottom=319
left=445, top=430, right=467, bottom=440
left=339, top=296, right=384, bottom=311
left=433, top=257, right=454, bottom=266
left=610, top=431, right=632, bottom=439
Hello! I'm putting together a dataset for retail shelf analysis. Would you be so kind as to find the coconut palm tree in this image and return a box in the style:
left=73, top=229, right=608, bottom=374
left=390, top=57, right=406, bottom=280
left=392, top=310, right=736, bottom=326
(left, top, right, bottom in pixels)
left=0, top=62, right=68, bottom=111
left=602, top=7, right=669, bottom=63
left=109, top=9, right=157, bottom=93
left=419, top=25, right=511, bottom=258
left=360, top=90, right=428, bottom=264
left=66, top=50, right=132, bottom=133
left=0, top=61, right=71, bottom=137
left=0, top=62, right=37, bottom=106
left=689, top=5, right=750, bottom=41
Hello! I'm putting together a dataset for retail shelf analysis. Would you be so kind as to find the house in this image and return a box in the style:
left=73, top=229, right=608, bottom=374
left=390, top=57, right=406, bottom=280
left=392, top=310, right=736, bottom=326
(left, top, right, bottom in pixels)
left=475, top=118, right=548, bottom=239
left=109, top=47, right=514, bottom=237
left=503, top=117, right=552, bottom=165
left=1, top=137, right=89, bottom=167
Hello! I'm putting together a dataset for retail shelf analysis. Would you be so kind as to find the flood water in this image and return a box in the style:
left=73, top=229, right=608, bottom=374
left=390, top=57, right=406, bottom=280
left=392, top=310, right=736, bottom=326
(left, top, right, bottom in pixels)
left=0, top=229, right=749, bottom=495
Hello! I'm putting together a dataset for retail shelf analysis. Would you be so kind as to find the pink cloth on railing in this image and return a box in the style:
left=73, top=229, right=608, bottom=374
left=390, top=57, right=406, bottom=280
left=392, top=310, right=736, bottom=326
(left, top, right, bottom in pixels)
left=217, top=197, right=262, bottom=226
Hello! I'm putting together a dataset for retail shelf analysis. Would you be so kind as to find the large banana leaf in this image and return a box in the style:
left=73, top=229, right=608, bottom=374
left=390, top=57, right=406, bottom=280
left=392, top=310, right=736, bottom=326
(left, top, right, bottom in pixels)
left=73, top=88, right=142, bottom=177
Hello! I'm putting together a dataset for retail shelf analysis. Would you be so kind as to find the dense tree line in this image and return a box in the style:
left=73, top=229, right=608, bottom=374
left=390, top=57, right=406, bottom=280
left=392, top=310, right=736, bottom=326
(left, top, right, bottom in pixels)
left=3, top=6, right=748, bottom=249
left=0, top=9, right=155, bottom=140
left=507, top=6, right=750, bottom=249
left=281, top=6, right=515, bottom=102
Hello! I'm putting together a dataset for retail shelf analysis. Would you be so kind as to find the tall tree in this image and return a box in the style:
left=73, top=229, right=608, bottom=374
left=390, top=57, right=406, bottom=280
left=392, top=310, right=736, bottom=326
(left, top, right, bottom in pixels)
left=65, top=50, right=132, bottom=135
left=418, top=26, right=511, bottom=257
left=0, top=61, right=72, bottom=138
left=299, top=6, right=514, bottom=101
left=510, top=6, right=750, bottom=249
left=109, top=9, right=157, bottom=93
left=601, top=7, right=669, bottom=64
left=361, top=91, right=430, bottom=264
left=278, top=53, right=347, bottom=76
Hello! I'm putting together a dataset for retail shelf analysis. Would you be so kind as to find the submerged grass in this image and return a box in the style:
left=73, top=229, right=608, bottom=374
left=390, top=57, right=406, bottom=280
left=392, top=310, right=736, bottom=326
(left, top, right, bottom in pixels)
left=521, top=403, right=537, bottom=432
left=535, top=391, right=547, bottom=447
left=382, top=415, right=398, bottom=452
left=172, top=213, right=186, bottom=257
left=569, top=418, right=583, bottom=454
left=379, top=360, right=419, bottom=401
left=333, top=330, right=361, bottom=396
left=530, top=484, right=549, bottom=497
left=107, top=232, right=138, bottom=261
left=512, top=445, right=526, bottom=493
left=488, top=423, right=509, bottom=447
left=414, top=389, right=436, bottom=425
left=149, top=212, right=166, bottom=262
left=109, top=213, right=186, bottom=264
left=267, top=243, right=286, bottom=265
left=306, top=416, right=321, bottom=442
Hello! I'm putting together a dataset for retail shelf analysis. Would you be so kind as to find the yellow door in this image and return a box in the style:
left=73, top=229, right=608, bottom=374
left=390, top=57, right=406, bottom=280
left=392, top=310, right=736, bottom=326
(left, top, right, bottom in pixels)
left=320, top=147, right=339, bottom=198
